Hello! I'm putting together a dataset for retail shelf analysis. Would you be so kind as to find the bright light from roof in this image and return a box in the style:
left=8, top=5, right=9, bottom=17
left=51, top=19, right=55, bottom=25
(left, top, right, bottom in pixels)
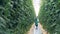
left=33, top=0, right=41, bottom=17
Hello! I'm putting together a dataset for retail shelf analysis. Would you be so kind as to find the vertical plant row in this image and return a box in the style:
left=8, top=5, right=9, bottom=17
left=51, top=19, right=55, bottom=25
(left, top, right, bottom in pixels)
left=39, top=0, right=60, bottom=34
left=0, top=0, right=35, bottom=34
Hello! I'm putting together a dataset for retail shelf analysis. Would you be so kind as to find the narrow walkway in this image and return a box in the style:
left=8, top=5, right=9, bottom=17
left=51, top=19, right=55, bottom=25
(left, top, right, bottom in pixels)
left=27, top=23, right=48, bottom=34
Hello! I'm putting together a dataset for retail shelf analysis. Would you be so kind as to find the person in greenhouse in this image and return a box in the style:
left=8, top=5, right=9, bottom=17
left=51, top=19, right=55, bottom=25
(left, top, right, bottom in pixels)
left=34, top=17, right=39, bottom=29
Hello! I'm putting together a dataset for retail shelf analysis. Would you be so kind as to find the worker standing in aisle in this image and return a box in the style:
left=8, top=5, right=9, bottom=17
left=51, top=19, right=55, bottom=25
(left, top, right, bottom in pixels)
left=34, top=17, right=43, bottom=34
left=35, top=17, right=39, bottom=29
